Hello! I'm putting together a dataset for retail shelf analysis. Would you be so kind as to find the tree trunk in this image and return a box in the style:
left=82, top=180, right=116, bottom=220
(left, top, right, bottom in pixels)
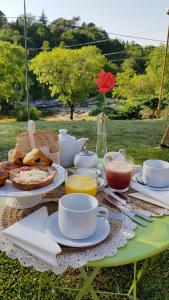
left=70, top=104, right=74, bottom=120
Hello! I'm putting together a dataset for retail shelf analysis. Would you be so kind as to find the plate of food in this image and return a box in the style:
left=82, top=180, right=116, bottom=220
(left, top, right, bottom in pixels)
left=0, top=148, right=66, bottom=197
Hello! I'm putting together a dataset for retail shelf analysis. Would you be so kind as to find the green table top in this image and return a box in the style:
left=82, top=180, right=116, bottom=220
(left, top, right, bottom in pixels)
left=88, top=215, right=169, bottom=268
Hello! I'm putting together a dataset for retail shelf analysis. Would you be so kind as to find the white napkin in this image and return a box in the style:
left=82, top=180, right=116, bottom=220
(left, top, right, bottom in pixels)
left=130, top=182, right=169, bottom=209
left=128, top=192, right=169, bottom=210
left=2, top=207, right=62, bottom=268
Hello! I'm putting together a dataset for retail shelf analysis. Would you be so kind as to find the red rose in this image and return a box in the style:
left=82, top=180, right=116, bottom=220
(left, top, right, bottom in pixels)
left=96, top=70, right=116, bottom=94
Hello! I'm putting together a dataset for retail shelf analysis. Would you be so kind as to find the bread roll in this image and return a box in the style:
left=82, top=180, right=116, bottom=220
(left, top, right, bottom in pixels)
left=10, top=150, right=26, bottom=166
left=23, top=148, right=52, bottom=167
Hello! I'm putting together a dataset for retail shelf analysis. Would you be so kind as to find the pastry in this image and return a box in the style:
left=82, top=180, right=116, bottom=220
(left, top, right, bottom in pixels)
left=10, top=149, right=26, bottom=166
left=0, top=167, right=9, bottom=186
left=9, top=166, right=56, bottom=190
left=0, top=161, right=19, bottom=171
left=23, top=148, right=52, bottom=167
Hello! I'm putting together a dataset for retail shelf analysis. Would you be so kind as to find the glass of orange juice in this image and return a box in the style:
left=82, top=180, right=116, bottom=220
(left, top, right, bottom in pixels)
left=65, top=175, right=97, bottom=196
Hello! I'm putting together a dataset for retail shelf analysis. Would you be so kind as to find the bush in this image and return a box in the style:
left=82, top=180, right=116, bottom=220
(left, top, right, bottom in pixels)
left=16, top=106, right=42, bottom=121
left=160, top=107, right=169, bottom=119
left=141, top=107, right=155, bottom=119
left=107, top=103, right=142, bottom=120
left=90, top=96, right=169, bottom=120
left=89, top=106, right=102, bottom=116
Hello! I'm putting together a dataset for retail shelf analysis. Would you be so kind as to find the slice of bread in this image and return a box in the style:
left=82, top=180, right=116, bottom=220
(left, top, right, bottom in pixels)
left=23, top=148, right=52, bottom=167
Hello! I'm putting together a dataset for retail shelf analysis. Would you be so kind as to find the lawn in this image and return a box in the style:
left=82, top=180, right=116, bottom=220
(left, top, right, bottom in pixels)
left=0, top=119, right=169, bottom=300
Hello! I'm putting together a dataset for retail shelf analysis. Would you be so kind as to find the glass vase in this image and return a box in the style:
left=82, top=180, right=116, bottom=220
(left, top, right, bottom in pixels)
left=96, top=113, right=107, bottom=159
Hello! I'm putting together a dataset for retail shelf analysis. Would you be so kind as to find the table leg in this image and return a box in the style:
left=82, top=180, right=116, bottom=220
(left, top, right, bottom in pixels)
left=37, top=273, right=43, bottom=300
left=75, top=267, right=101, bottom=300
left=127, top=258, right=155, bottom=298
left=133, top=262, right=137, bottom=300
left=80, top=267, right=99, bottom=300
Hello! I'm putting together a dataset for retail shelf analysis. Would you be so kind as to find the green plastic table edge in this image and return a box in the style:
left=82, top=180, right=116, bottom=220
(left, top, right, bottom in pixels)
left=87, top=215, right=169, bottom=268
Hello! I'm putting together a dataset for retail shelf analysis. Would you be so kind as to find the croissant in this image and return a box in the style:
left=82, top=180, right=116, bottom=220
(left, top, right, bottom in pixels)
left=23, top=148, right=52, bottom=167
left=10, top=150, right=26, bottom=166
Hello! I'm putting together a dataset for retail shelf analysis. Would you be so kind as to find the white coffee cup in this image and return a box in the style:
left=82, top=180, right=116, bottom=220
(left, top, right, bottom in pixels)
left=142, top=159, right=169, bottom=188
left=58, top=193, right=107, bottom=239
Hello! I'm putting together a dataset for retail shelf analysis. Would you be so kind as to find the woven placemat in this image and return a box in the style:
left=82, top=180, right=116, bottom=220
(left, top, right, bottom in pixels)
left=0, top=185, right=122, bottom=253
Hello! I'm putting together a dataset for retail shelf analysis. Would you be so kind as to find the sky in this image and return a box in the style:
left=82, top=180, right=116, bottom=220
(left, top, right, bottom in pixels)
left=1, top=0, right=169, bottom=46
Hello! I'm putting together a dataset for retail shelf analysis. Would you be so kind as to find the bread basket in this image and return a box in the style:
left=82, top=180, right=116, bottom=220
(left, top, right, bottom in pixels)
left=8, top=120, right=60, bottom=163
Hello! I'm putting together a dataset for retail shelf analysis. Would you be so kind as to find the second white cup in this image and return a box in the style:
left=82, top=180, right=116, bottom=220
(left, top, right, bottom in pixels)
left=142, top=159, right=169, bottom=188
left=58, top=193, right=107, bottom=239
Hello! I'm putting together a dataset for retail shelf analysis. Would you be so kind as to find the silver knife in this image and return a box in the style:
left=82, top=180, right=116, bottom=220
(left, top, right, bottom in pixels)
left=104, top=196, right=148, bottom=227
left=129, top=208, right=153, bottom=222
left=120, top=209, right=148, bottom=227
left=106, top=191, right=153, bottom=222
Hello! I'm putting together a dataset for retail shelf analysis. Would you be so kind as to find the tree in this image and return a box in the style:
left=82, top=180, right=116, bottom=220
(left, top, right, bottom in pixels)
left=0, top=27, right=21, bottom=44
left=0, top=41, right=25, bottom=106
left=113, top=45, right=169, bottom=107
left=0, top=10, right=7, bottom=27
left=59, top=25, right=125, bottom=62
left=30, top=46, right=106, bottom=119
left=39, top=10, right=48, bottom=26
left=113, top=68, right=135, bottom=100
left=125, top=42, right=146, bottom=73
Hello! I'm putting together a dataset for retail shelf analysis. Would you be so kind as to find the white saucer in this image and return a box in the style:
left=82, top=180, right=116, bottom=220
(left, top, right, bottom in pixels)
left=45, top=212, right=110, bottom=247
left=132, top=172, right=169, bottom=191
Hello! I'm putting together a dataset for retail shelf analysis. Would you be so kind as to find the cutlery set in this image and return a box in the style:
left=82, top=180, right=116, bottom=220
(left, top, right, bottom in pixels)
left=103, top=188, right=153, bottom=227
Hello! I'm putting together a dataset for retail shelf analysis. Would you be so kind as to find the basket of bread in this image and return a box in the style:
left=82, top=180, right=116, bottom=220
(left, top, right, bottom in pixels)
left=0, top=120, right=60, bottom=191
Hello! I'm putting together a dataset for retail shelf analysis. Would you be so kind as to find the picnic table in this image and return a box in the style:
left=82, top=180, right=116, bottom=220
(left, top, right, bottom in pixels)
left=71, top=215, right=169, bottom=300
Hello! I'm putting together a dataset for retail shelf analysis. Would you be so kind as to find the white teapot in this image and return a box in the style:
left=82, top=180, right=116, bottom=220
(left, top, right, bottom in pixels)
left=58, top=129, right=88, bottom=167
left=74, top=148, right=99, bottom=168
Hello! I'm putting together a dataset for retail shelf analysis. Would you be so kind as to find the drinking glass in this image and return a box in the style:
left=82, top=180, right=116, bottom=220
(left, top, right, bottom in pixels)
left=104, top=153, right=134, bottom=191
left=65, top=175, right=97, bottom=196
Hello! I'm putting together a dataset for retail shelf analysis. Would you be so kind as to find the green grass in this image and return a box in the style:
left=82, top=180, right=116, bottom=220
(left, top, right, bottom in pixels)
left=0, top=119, right=169, bottom=300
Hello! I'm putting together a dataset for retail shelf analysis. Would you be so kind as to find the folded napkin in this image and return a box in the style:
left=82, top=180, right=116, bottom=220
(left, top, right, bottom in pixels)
left=130, top=182, right=169, bottom=209
left=2, top=207, right=61, bottom=268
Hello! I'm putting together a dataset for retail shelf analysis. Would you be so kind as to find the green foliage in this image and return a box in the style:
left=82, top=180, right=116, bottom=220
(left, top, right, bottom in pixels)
left=16, top=106, right=42, bottom=121
left=125, top=42, right=146, bottom=73
left=159, top=106, right=169, bottom=119
left=89, top=106, right=102, bottom=116
left=30, top=46, right=106, bottom=119
left=0, top=10, right=166, bottom=117
left=39, top=10, right=48, bottom=26
left=0, top=41, right=25, bottom=105
left=0, top=10, right=7, bottom=27
left=92, top=96, right=165, bottom=120
left=113, top=68, right=136, bottom=100
left=105, top=102, right=142, bottom=120
left=113, top=45, right=169, bottom=115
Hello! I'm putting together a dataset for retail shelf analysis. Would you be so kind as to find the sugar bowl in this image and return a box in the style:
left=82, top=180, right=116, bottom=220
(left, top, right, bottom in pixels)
left=74, top=147, right=99, bottom=168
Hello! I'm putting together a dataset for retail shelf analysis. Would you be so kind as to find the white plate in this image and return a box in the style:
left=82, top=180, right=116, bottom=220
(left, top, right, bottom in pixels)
left=132, top=172, right=169, bottom=191
left=0, top=164, right=66, bottom=198
left=45, top=212, right=110, bottom=247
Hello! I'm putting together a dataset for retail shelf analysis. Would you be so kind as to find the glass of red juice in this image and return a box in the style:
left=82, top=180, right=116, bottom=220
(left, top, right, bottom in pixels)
left=104, top=155, right=134, bottom=191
